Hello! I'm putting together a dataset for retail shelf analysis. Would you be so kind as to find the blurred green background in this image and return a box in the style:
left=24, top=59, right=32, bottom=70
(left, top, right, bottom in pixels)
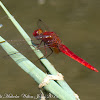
left=0, top=0, right=100, bottom=100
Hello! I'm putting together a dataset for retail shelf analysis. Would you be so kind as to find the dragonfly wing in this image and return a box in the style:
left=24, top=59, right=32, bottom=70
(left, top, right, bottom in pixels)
left=37, top=19, right=52, bottom=32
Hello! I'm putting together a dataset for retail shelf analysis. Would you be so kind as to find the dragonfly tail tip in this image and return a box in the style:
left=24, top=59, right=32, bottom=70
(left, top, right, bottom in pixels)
left=94, top=69, right=99, bottom=72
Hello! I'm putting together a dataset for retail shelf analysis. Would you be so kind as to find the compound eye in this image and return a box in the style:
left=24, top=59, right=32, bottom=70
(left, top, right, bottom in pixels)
left=33, top=29, right=43, bottom=36
left=38, top=29, right=43, bottom=35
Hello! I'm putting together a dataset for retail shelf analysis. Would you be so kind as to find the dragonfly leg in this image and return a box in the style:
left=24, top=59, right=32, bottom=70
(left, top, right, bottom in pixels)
left=45, top=47, right=53, bottom=58
left=31, top=40, right=38, bottom=46
left=31, top=40, right=43, bottom=48
left=44, top=42, right=49, bottom=55
left=40, top=42, right=53, bottom=58
left=37, top=40, right=43, bottom=48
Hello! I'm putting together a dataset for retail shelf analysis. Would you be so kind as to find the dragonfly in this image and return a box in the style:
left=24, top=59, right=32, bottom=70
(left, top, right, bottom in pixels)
left=33, top=19, right=98, bottom=72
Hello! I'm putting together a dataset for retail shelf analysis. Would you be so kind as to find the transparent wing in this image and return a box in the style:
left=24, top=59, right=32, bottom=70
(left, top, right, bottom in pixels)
left=37, top=19, right=52, bottom=32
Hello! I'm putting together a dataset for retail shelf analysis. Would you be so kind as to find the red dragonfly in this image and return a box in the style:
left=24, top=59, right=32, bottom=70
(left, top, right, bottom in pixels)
left=33, top=19, right=98, bottom=72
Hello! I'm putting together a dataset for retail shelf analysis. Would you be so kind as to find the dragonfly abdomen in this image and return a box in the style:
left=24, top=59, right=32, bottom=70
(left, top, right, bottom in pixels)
left=59, top=44, right=98, bottom=72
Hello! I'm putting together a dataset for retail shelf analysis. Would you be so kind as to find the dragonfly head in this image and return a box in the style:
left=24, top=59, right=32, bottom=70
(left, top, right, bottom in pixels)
left=33, top=29, right=43, bottom=36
